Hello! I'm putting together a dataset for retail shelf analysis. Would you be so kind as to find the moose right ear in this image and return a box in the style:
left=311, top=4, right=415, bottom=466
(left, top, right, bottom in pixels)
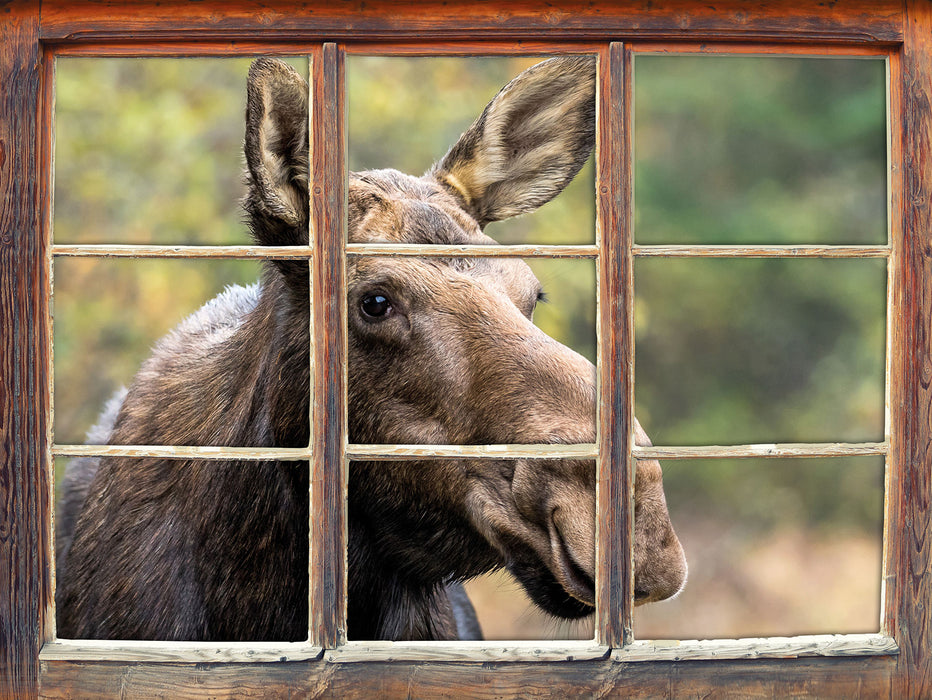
left=244, top=58, right=310, bottom=247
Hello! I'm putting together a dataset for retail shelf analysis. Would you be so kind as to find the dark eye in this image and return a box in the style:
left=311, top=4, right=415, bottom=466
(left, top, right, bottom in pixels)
left=361, top=293, right=393, bottom=319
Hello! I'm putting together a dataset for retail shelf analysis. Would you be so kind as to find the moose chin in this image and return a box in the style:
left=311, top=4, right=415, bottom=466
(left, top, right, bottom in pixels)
left=56, top=56, right=686, bottom=642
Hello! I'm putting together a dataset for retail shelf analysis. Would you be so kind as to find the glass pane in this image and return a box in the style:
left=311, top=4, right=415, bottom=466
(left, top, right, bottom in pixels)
left=634, top=457, right=883, bottom=639
left=55, top=458, right=309, bottom=641
left=347, top=55, right=595, bottom=245
left=635, top=56, right=887, bottom=245
left=54, top=257, right=264, bottom=446
left=635, top=257, right=885, bottom=445
left=54, top=56, right=308, bottom=245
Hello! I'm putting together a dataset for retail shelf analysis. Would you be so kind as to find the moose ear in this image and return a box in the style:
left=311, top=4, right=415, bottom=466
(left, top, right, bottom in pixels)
left=244, top=58, right=310, bottom=245
left=429, top=56, right=595, bottom=227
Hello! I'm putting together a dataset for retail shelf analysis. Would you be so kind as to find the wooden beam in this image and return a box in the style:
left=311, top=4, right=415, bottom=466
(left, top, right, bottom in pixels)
left=308, top=41, right=348, bottom=650
left=889, top=2, right=932, bottom=698
left=0, top=2, right=46, bottom=697
left=38, top=1, right=903, bottom=45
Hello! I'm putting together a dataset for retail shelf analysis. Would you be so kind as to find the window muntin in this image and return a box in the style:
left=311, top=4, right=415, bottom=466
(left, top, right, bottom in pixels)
left=43, top=42, right=896, bottom=660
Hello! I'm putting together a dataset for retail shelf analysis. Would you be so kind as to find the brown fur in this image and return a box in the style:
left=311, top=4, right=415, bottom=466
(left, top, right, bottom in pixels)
left=56, top=56, right=686, bottom=642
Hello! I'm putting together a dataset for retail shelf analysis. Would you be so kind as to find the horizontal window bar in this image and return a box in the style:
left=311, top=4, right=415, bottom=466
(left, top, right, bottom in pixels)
left=633, top=244, right=890, bottom=258
left=40, top=639, right=322, bottom=663
left=53, top=442, right=885, bottom=461
left=52, top=444, right=312, bottom=461
left=612, top=633, right=898, bottom=663
left=347, top=443, right=598, bottom=460
left=634, top=441, right=888, bottom=459
left=52, top=243, right=889, bottom=259
left=52, top=244, right=313, bottom=259
left=346, top=243, right=599, bottom=258
left=325, top=640, right=608, bottom=663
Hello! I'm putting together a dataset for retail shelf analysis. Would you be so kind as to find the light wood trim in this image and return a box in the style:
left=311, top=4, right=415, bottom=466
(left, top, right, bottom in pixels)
left=347, top=243, right=598, bottom=258
left=51, top=444, right=312, bottom=461
left=632, top=244, right=889, bottom=258
left=52, top=242, right=890, bottom=260
left=326, top=640, right=607, bottom=663
left=614, top=634, right=898, bottom=663
left=595, top=41, right=633, bottom=649
left=39, top=640, right=323, bottom=663
left=634, top=442, right=888, bottom=460
left=347, top=443, right=598, bottom=460
left=52, top=244, right=313, bottom=259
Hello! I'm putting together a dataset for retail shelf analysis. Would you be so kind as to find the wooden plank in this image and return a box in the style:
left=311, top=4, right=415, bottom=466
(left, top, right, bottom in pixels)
left=51, top=444, right=313, bottom=461
left=614, top=634, right=898, bottom=663
left=325, top=640, right=607, bottom=663
left=308, top=41, right=347, bottom=650
left=346, top=243, right=598, bottom=258
left=38, top=1, right=903, bottom=44
left=38, top=655, right=895, bottom=698
left=634, top=442, right=888, bottom=460
left=631, top=41, right=895, bottom=57
left=595, top=41, right=632, bottom=649
left=39, top=640, right=322, bottom=664
left=0, top=3, right=45, bottom=697
left=347, top=443, right=598, bottom=460
left=632, top=244, right=890, bottom=258
left=52, top=244, right=314, bottom=259
left=889, top=3, right=932, bottom=698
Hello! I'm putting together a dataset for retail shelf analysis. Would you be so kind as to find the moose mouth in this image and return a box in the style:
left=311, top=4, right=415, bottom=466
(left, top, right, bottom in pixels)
left=506, top=518, right=596, bottom=620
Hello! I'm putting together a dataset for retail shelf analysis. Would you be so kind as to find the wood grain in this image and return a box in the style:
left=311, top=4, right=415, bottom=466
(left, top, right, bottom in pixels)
left=889, top=2, right=932, bottom=698
left=613, top=634, right=897, bottom=663
left=308, top=41, right=347, bottom=650
left=595, top=41, right=632, bottom=649
left=632, top=244, right=890, bottom=258
left=39, top=640, right=322, bottom=663
left=38, top=1, right=903, bottom=44
left=38, top=655, right=896, bottom=699
left=1, top=3, right=46, bottom=698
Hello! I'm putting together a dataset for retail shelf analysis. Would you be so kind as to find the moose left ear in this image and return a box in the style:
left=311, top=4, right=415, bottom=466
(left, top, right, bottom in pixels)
left=429, top=56, right=596, bottom=227
left=244, top=58, right=310, bottom=245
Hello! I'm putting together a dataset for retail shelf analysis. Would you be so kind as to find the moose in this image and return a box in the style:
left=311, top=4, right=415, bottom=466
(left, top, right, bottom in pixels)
left=56, top=56, right=686, bottom=642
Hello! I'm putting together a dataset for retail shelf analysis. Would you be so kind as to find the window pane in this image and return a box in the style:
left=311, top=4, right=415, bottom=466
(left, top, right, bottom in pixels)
left=634, top=55, right=887, bottom=245
left=634, top=457, right=883, bottom=639
left=347, top=55, right=595, bottom=245
left=54, top=56, right=308, bottom=245
left=635, top=257, right=886, bottom=445
left=55, top=457, right=309, bottom=642
left=53, top=257, right=264, bottom=446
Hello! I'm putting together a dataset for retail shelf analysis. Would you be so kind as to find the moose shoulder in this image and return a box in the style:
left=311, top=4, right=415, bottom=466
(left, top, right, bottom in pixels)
left=56, top=57, right=686, bottom=642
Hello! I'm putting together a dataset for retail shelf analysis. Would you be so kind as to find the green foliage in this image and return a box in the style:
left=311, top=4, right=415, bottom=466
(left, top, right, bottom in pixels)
left=55, top=54, right=886, bottom=539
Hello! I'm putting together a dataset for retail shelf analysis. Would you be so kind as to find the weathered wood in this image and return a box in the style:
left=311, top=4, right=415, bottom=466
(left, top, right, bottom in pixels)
left=889, top=3, right=932, bottom=698
left=308, top=41, right=347, bottom=650
left=38, top=655, right=896, bottom=699
left=38, top=0, right=903, bottom=44
left=52, top=243, right=600, bottom=259
left=39, top=640, right=322, bottom=663
left=595, top=41, right=632, bottom=649
left=324, top=640, right=607, bottom=663
left=632, top=244, right=890, bottom=258
left=53, top=244, right=314, bottom=259
left=633, top=441, right=888, bottom=460
left=347, top=243, right=597, bottom=258
left=613, top=634, right=898, bottom=663
left=1, top=3, right=46, bottom=698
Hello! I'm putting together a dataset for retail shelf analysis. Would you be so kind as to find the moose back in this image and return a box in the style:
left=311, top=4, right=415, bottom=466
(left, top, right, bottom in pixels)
left=56, top=56, right=686, bottom=642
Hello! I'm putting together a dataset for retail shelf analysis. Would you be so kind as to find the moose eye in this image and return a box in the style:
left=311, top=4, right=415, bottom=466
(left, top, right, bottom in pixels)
left=361, top=293, right=393, bottom=319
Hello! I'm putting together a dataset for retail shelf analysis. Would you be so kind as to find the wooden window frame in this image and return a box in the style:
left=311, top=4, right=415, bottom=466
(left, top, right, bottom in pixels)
left=1, top=1, right=929, bottom=696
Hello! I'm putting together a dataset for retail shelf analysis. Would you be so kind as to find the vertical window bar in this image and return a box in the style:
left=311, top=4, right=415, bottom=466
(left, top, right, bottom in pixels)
left=596, top=41, right=634, bottom=647
left=308, top=41, right=347, bottom=648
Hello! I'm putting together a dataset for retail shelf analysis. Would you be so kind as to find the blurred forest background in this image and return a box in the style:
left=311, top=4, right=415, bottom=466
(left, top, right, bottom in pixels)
left=54, top=54, right=887, bottom=641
